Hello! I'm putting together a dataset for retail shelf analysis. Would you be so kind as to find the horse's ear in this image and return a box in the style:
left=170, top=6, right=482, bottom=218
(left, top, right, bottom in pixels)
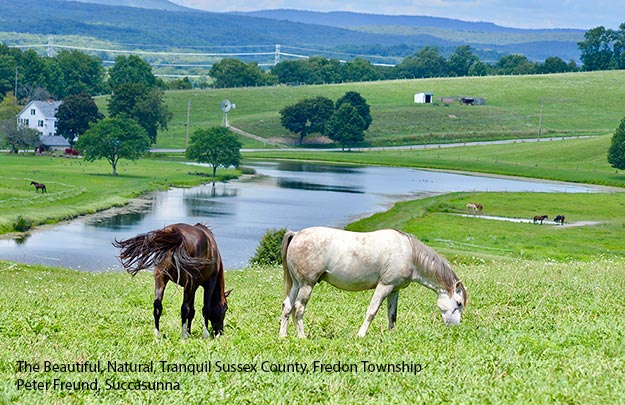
left=225, top=289, right=233, bottom=298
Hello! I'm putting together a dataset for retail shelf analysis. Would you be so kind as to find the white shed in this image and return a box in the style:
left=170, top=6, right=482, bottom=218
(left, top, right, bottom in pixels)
left=414, top=92, right=433, bottom=104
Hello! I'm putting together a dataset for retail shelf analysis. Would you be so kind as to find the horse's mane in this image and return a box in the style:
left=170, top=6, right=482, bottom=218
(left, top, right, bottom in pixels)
left=396, top=230, right=460, bottom=294
left=113, top=224, right=217, bottom=282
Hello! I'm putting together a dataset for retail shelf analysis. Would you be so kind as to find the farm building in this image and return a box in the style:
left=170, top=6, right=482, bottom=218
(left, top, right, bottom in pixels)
left=16, top=100, right=69, bottom=149
left=414, top=92, right=433, bottom=104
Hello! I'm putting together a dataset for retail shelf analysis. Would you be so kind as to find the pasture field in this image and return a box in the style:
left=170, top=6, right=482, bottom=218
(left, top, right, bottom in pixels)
left=0, top=155, right=237, bottom=234
left=123, top=70, right=625, bottom=149
left=245, top=135, right=625, bottom=187
left=1, top=259, right=623, bottom=403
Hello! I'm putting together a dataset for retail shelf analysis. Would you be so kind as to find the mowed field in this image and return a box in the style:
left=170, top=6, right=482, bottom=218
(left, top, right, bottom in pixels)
left=119, top=70, right=625, bottom=149
left=2, top=71, right=625, bottom=403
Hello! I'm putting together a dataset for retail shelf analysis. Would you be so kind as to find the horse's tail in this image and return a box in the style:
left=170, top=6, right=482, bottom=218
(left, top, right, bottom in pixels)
left=281, top=230, right=296, bottom=298
left=113, top=227, right=186, bottom=277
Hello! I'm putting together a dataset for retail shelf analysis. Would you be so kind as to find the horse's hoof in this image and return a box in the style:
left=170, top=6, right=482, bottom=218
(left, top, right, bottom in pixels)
left=154, top=328, right=160, bottom=338
left=202, top=328, right=211, bottom=339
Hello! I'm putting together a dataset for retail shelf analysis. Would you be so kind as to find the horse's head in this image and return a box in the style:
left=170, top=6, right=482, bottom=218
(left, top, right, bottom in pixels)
left=209, top=289, right=232, bottom=336
left=437, top=280, right=467, bottom=325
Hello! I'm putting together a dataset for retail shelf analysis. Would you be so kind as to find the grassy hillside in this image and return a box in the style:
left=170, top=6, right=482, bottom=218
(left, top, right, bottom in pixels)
left=1, top=259, right=624, bottom=403
left=146, top=70, right=625, bottom=149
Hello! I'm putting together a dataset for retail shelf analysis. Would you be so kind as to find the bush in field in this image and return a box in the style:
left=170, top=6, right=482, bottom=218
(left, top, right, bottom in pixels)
left=249, top=228, right=287, bottom=266
left=13, top=216, right=32, bottom=232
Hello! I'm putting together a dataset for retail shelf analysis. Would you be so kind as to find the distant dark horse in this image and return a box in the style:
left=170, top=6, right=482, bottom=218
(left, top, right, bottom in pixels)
left=554, top=215, right=565, bottom=225
left=533, top=215, right=548, bottom=224
left=113, top=223, right=230, bottom=338
left=30, top=181, right=46, bottom=193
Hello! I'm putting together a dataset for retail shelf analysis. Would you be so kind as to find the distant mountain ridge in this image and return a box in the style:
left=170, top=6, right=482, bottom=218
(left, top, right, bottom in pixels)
left=1, top=1, right=585, bottom=62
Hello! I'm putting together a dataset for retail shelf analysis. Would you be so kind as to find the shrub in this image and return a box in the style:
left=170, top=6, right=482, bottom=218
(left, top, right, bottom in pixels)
left=249, top=228, right=287, bottom=266
left=13, top=215, right=33, bottom=232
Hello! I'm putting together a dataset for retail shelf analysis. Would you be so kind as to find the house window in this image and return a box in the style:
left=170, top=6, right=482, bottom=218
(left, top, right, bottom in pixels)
left=38, top=120, right=44, bottom=127
left=23, top=119, right=29, bottom=126
left=30, top=109, right=36, bottom=115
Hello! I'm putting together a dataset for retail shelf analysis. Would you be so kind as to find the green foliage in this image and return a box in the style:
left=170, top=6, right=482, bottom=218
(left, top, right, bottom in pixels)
left=75, top=117, right=151, bottom=175
left=249, top=228, right=287, bottom=266
left=279, top=96, right=334, bottom=144
left=210, top=58, right=276, bottom=88
left=108, top=55, right=157, bottom=90
left=186, top=127, right=242, bottom=177
left=608, top=116, right=625, bottom=169
left=13, top=215, right=32, bottom=232
left=108, top=83, right=172, bottom=144
left=335, top=91, right=372, bottom=130
left=325, top=103, right=366, bottom=150
left=56, top=93, right=104, bottom=147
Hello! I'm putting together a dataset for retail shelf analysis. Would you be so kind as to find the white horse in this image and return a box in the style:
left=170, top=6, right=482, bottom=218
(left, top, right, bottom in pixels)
left=279, top=227, right=467, bottom=338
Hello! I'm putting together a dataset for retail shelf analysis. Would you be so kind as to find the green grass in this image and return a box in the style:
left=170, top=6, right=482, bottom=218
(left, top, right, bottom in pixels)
left=245, top=135, right=625, bottom=187
left=0, top=154, right=237, bottom=233
left=113, top=70, right=625, bottom=149
left=347, top=191, right=625, bottom=261
left=1, top=260, right=623, bottom=403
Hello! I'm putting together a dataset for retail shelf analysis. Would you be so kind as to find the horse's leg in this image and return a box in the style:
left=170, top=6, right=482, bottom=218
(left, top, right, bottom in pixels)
left=293, top=284, right=314, bottom=339
left=279, top=282, right=300, bottom=338
left=154, top=273, right=168, bottom=338
left=387, top=290, right=399, bottom=330
left=358, top=283, right=395, bottom=337
left=201, top=280, right=217, bottom=339
left=181, top=285, right=198, bottom=339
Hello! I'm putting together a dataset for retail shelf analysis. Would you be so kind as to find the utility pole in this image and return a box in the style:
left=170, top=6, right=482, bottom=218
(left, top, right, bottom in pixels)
left=14, top=66, right=18, bottom=97
left=186, top=99, right=190, bottom=148
left=537, top=100, right=544, bottom=141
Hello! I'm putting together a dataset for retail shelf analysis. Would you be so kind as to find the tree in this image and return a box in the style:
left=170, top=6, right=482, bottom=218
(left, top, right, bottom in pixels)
left=495, top=54, right=536, bottom=75
left=325, top=103, right=366, bottom=151
left=578, top=26, right=617, bottom=71
left=186, top=127, right=242, bottom=177
left=607, top=116, right=625, bottom=169
left=0, top=119, right=40, bottom=153
left=108, top=83, right=172, bottom=144
left=54, top=49, right=106, bottom=97
left=448, top=45, right=479, bottom=77
left=335, top=91, right=372, bottom=130
left=75, top=117, right=150, bottom=176
left=0, top=92, right=21, bottom=120
left=279, top=96, right=334, bottom=144
left=395, top=46, right=448, bottom=78
left=108, top=55, right=157, bottom=90
left=209, top=58, right=275, bottom=88
left=538, top=56, right=570, bottom=74
left=56, top=93, right=104, bottom=147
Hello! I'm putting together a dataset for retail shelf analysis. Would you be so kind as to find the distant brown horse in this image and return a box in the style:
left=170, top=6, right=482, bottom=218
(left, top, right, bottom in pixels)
left=533, top=215, right=548, bottom=224
left=554, top=215, right=565, bottom=225
left=113, top=223, right=230, bottom=338
left=30, top=181, right=46, bottom=193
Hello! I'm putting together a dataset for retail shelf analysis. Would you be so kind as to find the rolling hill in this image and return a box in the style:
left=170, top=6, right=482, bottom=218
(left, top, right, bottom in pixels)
left=0, top=1, right=585, bottom=63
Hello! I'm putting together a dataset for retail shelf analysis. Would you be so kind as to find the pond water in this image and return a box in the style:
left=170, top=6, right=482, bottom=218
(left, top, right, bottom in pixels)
left=0, top=160, right=602, bottom=271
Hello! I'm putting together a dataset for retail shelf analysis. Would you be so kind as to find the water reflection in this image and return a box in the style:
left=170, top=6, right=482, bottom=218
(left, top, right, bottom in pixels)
left=0, top=160, right=607, bottom=271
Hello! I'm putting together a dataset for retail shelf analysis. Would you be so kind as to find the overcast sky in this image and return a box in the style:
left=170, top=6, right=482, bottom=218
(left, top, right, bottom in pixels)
left=169, top=0, right=624, bottom=29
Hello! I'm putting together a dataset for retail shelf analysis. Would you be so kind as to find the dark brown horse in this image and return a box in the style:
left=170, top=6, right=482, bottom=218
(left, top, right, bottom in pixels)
left=113, top=223, right=229, bottom=338
left=30, top=181, right=46, bottom=193
left=533, top=215, right=548, bottom=224
left=554, top=215, right=565, bottom=225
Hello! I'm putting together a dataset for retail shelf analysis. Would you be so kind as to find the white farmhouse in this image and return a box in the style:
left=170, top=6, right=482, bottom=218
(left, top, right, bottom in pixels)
left=16, top=100, right=69, bottom=149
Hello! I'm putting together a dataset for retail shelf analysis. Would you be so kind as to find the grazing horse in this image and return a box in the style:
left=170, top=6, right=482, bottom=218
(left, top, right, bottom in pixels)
left=554, top=215, right=565, bottom=225
left=533, top=215, right=548, bottom=224
left=466, top=202, right=483, bottom=214
left=279, top=227, right=467, bottom=338
left=30, top=181, right=46, bottom=193
left=113, top=223, right=229, bottom=338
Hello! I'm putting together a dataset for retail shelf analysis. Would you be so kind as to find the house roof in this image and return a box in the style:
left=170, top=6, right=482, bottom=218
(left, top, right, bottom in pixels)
left=20, top=100, right=62, bottom=118
left=40, top=135, right=70, bottom=147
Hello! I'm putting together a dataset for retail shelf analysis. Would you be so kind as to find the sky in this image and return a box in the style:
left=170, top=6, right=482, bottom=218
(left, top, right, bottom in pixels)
left=169, top=0, right=625, bottom=30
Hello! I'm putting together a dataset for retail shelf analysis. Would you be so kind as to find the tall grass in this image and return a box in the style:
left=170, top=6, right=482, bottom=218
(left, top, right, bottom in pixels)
left=1, top=259, right=623, bottom=403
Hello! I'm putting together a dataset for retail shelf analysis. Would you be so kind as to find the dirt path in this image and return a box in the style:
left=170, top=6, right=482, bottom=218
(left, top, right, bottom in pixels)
left=453, top=213, right=601, bottom=227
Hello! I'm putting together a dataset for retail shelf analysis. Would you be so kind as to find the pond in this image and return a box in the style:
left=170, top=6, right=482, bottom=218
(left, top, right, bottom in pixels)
left=0, top=160, right=603, bottom=271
